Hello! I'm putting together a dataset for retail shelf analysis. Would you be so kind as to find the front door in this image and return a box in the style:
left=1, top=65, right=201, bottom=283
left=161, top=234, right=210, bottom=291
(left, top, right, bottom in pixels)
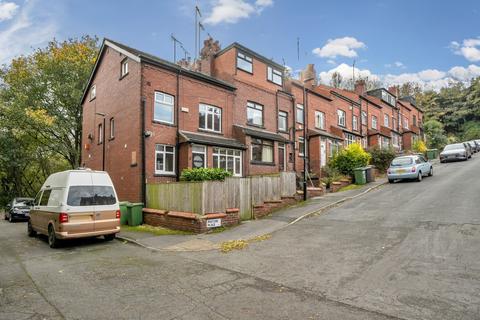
left=278, top=143, right=286, bottom=171
left=320, top=140, right=326, bottom=168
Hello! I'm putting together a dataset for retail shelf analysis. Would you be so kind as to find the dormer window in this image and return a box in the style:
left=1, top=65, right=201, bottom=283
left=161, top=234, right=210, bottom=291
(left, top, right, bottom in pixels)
left=267, top=66, right=282, bottom=86
left=90, top=85, right=96, bottom=100
left=121, top=59, right=129, bottom=77
left=237, top=52, right=253, bottom=73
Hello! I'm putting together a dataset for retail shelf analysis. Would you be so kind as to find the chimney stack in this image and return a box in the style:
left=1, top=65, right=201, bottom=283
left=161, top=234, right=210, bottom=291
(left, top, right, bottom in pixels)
left=197, top=36, right=221, bottom=76
left=388, top=85, right=399, bottom=97
left=354, top=79, right=366, bottom=95
left=300, top=64, right=317, bottom=88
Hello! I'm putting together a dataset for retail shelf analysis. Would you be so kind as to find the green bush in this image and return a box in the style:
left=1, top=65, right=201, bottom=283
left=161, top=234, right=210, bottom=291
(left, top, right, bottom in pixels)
left=180, top=168, right=232, bottom=181
left=368, top=147, right=396, bottom=172
left=320, top=165, right=344, bottom=188
left=330, top=143, right=371, bottom=177
left=413, top=140, right=427, bottom=153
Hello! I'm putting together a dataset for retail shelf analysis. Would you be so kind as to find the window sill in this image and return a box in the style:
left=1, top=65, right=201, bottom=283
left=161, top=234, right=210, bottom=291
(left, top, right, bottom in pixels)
left=152, top=120, right=176, bottom=127
left=108, top=137, right=115, bottom=141
left=246, top=123, right=265, bottom=129
left=277, top=130, right=288, bottom=134
left=267, top=79, right=283, bottom=87
left=237, top=67, right=253, bottom=75
left=153, top=173, right=176, bottom=177
left=119, top=73, right=129, bottom=80
left=89, top=97, right=96, bottom=102
left=130, top=163, right=137, bottom=167
left=198, top=128, right=223, bottom=136
left=250, top=161, right=276, bottom=166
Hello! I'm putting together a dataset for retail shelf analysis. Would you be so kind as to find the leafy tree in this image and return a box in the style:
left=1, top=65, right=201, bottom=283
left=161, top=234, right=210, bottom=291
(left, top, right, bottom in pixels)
left=0, top=36, right=99, bottom=168
left=423, top=119, right=448, bottom=149
left=330, top=72, right=343, bottom=88
left=461, top=121, right=480, bottom=141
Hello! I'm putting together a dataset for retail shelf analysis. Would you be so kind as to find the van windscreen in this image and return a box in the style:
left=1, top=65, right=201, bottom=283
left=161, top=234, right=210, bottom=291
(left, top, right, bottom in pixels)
left=67, top=186, right=116, bottom=206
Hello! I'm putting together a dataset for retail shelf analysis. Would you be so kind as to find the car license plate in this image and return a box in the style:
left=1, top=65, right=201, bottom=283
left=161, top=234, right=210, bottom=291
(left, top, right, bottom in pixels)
left=207, top=218, right=222, bottom=228
left=396, top=169, right=406, bottom=173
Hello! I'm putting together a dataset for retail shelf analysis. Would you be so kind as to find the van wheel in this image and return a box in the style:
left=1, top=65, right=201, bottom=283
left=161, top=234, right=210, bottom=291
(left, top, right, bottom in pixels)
left=417, top=172, right=423, bottom=182
left=48, top=225, right=59, bottom=248
left=104, top=234, right=115, bottom=241
left=27, top=220, right=36, bottom=237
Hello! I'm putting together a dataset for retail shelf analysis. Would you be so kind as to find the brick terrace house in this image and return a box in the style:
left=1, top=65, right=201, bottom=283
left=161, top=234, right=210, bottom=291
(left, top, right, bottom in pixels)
left=81, top=38, right=424, bottom=202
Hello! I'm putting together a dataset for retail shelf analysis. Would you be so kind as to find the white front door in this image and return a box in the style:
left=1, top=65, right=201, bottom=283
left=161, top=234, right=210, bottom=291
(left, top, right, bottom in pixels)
left=320, top=140, right=326, bottom=167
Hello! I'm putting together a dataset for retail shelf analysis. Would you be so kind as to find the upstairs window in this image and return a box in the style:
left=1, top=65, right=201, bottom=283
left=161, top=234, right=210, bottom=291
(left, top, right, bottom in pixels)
left=404, top=117, right=409, bottom=129
left=296, top=104, right=304, bottom=124
left=237, top=52, right=253, bottom=73
left=199, top=104, right=221, bottom=132
left=353, top=115, right=358, bottom=131
left=267, top=66, right=283, bottom=85
left=337, top=109, right=346, bottom=127
left=361, top=111, right=367, bottom=125
left=384, top=114, right=389, bottom=127
left=247, top=102, right=263, bottom=127
left=278, top=111, right=288, bottom=132
left=315, top=111, right=325, bottom=130
left=90, top=85, right=96, bottom=100
left=154, top=92, right=174, bottom=124
left=121, top=59, right=129, bottom=77
left=298, top=137, right=305, bottom=156
left=413, top=115, right=417, bottom=127
left=372, top=115, right=378, bottom=129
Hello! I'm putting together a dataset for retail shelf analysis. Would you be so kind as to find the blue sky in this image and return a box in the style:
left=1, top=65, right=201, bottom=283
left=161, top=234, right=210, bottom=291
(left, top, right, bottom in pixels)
left=1, top=0, right=480, bottom=90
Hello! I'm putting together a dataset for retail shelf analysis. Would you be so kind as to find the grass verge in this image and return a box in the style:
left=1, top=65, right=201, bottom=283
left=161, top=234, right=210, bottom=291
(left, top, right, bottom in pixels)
left=220, top=233, right=272, bottom=253
left=338, top=184, right=363, bottom=192
left=121, top=225, right=194, bottom=236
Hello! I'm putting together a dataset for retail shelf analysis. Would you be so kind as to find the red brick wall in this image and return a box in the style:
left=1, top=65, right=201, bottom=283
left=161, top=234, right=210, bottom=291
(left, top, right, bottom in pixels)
left=81, top=47, right=142, bottom=202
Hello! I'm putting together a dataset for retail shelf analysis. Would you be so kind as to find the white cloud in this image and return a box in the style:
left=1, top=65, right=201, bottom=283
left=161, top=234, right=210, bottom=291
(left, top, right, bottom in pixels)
left=451, top=37, right=480, bottom=62
left=204, top=0, right=273, bottom=25
left=448, top=64, right=480, bottom=81
left=327, top=59, right=336, bottom=65
left=417, top=69, right=446, bottom=81
left=0, top=0, right=58, bottom=65
left=385, top=61, right=406, bottom=69
left=319, top=63, right=378, bottom=84
left=312, top=37, right=366, bottom=59
left=0, top=1, right=18, bottom=21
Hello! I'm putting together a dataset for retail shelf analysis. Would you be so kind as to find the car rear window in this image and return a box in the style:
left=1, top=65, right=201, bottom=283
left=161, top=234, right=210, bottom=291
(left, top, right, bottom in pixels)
left=67, top=186, right=116, bottom=206
left=444, top=144, right=464, bottom=151
left=391, top=157, right=413, bottom=166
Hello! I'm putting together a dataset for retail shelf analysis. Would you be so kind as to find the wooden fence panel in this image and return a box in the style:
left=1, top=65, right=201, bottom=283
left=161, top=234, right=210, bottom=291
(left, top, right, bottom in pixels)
left=146, top=182, right=203, bottom=214
left=280, top=172, right=297, bottom=196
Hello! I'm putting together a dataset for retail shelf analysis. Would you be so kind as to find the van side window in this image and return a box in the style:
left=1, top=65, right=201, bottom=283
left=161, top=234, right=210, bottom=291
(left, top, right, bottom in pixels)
left=40, top=190, right=51, bottom=206
left=67, top=186, right=116, bottom=206
left=48, top=189, right=63, bottom=207
left=34, top=192, right=42, bottom=206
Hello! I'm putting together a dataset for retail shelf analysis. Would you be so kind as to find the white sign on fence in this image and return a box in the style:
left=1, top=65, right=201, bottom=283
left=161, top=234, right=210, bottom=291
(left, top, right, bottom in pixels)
left=206, top=218, right=222, bottom=228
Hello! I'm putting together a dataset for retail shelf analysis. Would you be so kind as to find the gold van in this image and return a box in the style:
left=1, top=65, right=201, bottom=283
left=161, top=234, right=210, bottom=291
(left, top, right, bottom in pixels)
left=28, top=169, right=120, bottom=248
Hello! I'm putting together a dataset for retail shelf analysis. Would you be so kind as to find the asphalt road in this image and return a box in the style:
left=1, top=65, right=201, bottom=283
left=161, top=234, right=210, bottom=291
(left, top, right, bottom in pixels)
left=1, top=156, right=479, bottom=319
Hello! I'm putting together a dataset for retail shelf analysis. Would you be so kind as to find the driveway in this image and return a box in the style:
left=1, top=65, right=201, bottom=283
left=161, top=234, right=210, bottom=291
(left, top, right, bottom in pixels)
left=1, top=157, right=479, bottom=319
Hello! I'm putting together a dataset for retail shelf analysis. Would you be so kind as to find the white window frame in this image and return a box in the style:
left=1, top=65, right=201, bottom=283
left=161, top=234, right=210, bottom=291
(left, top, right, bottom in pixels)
left=361, top=111, right=367, bottom=125
left=109, top=118, right=114, bottom=139
left=267, top=66, right=283, bottom=86
left=372, top=115, right=378, bottom=130
left=199, top=103, right=222, bottom=133
left=345, top=133, right=356, bottom=146
left=337, top=109, right=346, bottom=127
left=237, top=52, right=253, bottom=73
left=154, top=91, right=175, bottom=124
left=384, top=114, right=389, bottom=127
left=97, top=123, right=103, bottom=144
left=121, top=59, right=129, bottom=77
left=155, top=144, right=176, bottom=175
left=90, top=85, right=96, bottom=100
left=404, top=117, right=409, bottom=129
left=247, top=102, right=263, bottom=126
left=353, top=115, right=358, bottom=131
left=298, top=137, right=305, bottom=157
left=213, top=147, right=242, bottom=177
left=315, top=111, right=325, bottom=130
left=296, top=104, right=304, bottom=124
left=278, top=111, right=288, bottom=132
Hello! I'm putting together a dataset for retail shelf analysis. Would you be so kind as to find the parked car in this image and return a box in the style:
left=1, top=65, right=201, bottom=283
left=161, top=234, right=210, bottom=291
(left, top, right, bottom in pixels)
left=463, top=142, right=473, bottom=158
left=466, top=141, right=478, bottom=153
left=28, top=169, right=121, bottom=248
left=470, top=140, right=480, bottom=152
left=387, top=155, right=433, bottom=183
left=4, top=197, right=34, bottom=222
left=440, top=143, right=469, bottom=162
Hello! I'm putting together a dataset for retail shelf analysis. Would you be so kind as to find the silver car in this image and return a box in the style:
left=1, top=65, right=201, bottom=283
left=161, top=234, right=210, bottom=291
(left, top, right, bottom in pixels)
left=387, top=155, right=433, bottom=183
left=440, top=143, right=469, bottom=162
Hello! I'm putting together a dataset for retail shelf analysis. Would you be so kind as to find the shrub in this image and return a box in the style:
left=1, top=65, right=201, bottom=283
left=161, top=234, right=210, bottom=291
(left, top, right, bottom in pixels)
left=180, top=168, right=232, bottom=181
left=412, top=140, right=427, bottom=153
left=330, top=143, right=371, bottom=177
left=320, top=165, right=343, bottom=188
left=368, top=147, right=396, bottom=172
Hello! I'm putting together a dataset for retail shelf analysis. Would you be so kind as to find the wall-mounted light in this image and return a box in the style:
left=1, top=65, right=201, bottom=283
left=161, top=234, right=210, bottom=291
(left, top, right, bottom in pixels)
left=144, top=130, right=152, bottom=137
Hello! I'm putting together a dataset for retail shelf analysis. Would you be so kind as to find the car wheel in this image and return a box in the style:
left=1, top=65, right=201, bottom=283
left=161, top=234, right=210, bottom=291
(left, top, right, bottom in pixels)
left=417, top=172, right=422, bottom=182
left=388, top=179, right=395, bottom=184
left=27, top=220, right=37, bottom=237
left=48, top=225, right=59, bottom=248
left=104, top=234, right=115, bottom=241
left=428, top=167, right=433, bottom=177
left=8, top=214, right=14, bottom=223
left=4, top=213, right=8, bottom=220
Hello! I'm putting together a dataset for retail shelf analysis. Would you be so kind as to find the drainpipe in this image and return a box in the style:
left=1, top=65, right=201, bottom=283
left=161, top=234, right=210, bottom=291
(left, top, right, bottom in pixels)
left=141, top=98, right=146, bottom=205
left=175, top=70, right=181, bottom=181
left=292, top=95, right=296, bottom=174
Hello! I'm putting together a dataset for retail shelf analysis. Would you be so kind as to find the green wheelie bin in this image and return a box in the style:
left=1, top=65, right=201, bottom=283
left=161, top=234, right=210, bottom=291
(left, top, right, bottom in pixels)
left=119, top=201, right=130, bottom=225
left=127, top=203, right=144, bottom=226
left=353, top=167, right=367, bottom=185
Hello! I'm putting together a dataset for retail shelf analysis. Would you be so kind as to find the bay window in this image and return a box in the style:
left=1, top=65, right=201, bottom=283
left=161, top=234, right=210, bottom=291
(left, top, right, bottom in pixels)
left=213, top=148, right=242, bottom=176
left=251, top=138, right=274, bottom=163
left=155, top=144, right=175, bottom=175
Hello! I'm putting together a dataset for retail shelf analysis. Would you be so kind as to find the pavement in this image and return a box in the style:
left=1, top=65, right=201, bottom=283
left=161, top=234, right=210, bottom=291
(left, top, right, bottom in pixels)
left=1, top=156, right=479, bottom=320
left=117, top=178, right=388, bottom=252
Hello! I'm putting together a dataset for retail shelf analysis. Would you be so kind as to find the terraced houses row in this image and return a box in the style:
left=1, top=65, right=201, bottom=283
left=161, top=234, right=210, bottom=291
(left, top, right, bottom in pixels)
left=80, top=38, right=424, bottom=202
